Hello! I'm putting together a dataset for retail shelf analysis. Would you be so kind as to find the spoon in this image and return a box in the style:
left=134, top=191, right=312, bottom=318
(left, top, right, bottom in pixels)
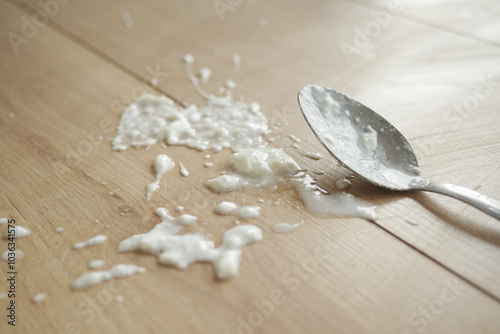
left=298, top=84, right=500, bottom=220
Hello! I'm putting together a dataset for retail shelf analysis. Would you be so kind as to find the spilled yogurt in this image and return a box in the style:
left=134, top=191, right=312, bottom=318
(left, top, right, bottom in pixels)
left=146, top=154, right=175, bottom=201
left=272, top=222, right=301, bottom=234
left=214, top=202, right=238, bottom=215
left=117, top=209, right=262, bottom=280
left=2, top=226, right=30, bottom=238
left=73, top=235, right=107, bottom=250
left=89, top=260, right=106, bottom=269
left=72, top=264, right=146, bottom=290
left=206, top=148, right=300, bottom=193
left=294, top=175, right=377, bottom=220
left=32, top=293, right=47, bottom=303
left=238, top=206, right=260, bottom=220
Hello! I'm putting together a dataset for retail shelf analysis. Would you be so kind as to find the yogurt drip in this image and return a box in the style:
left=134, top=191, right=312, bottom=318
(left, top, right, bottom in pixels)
left=146, top=154, right=175, bottom=201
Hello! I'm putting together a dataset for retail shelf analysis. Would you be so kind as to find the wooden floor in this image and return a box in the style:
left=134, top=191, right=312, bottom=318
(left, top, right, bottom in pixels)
left=1, top=0, right=500, bottom=333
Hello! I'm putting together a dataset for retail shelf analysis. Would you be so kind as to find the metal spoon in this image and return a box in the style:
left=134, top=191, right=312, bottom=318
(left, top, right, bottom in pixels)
left=298, top=84, right=500, bottom=220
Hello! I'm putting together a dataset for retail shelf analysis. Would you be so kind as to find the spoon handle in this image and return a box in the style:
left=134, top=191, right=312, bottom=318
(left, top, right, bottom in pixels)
left=417, top=182, right=500, bottom=220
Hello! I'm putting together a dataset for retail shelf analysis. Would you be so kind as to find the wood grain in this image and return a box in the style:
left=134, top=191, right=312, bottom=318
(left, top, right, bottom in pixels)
left=348, top=0, right=500, bottom=46
left=1, top=0, right=500, bottom=333
left=13, top=0, right=500, bottom=297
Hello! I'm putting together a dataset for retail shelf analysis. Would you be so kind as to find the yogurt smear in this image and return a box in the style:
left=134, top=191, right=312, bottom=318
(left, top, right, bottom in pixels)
left=238, top=206, right=260, bottom=220
left=112, top=93, right=269, bottom=153
left=117, top=209, right=262, bottom=280
left=2, top=226, right=30, bottom=238
left=272, top=222, right=301, bottom=234
left=214, top=202, right=238, bottom=215
left=89, top=260, right=106, bottom=269
left=146, top=154, right=175, bottom=201
left=294, top=175, right=377, bottom=220
left=32, top=293, right=47, bottom=303
left=72, top=264, right=146, bottom=290
left=206, top=148, right=300, bottom=193
left=73, top=235, right=107, bottom=250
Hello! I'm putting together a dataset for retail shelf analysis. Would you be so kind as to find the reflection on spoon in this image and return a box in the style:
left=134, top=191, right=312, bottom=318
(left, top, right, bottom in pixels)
left=298, top=84, right=500, bottom=220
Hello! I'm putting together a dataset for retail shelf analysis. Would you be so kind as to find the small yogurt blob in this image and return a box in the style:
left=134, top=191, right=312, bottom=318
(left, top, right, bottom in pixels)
left=335, top=178, right=352, bottom=190
left=294, top=175, right=377, bottom=220
left=206, top=148, right=300, bottom=193
left=117, top=209, right=262, bottom=280
left=146, top=154, right=175, bottom=201
left=32, top=293, right=47, bottom=303
left=71, top=264, right=146, bottom=290
left=89, top=260, right=106, bottom=269
left=199, top=68, right=212, bottom=83
left=0, top=218, right=8, bottom=224
left=215, top=202, right=238, bottom=215
left=73, top=235, right=107, bottom=250
left=1, top=250, right=24, bottom=261
left=304, top=152, right=322, bottom=160
left=179, top=162, right=189, bottom=177
left=2, top=226, right=30, bottom=238
left=112, top=93, right=269, bottom=153
left=238, top=206, right=260, bottom=220
left=272, top=222, right=301, bottom=234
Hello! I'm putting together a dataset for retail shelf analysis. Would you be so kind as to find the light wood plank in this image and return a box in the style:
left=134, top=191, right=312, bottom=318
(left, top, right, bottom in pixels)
left=11, top=0, right=500, bottom=299
left=1, top=1, right=500, bottom=333
left=347, top=0, right=500, bottom=46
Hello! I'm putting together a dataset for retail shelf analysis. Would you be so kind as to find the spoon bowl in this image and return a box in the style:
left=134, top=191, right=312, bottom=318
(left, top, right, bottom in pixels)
left=298, top=84, right=500, bottom=220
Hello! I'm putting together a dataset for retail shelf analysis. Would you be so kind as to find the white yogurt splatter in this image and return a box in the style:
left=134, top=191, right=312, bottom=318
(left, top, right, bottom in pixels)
left=1, top=250, right=24, bottom=261
left=179, top=162, right=189, bottom=177
left=149, top=77, right=158, bottom=86
left=55, top=227, right=64, bottom=232
left=0, top=218, right=8, bottom=224
left=0, top=293, right=7, bottom=299
left=32, top=293, right=47, bottom=303
left=206, top=148, right=299, bottom=193
left=175, top=206, right=185, bottom=212
left=146, top=154, right=175, bottom=201
left=294, top=175, right=377, bottom=220
left=272, top=222, right=301, bottom=234
left=89, top=260, right=106, bottom=269
left=73, top=235, right=107, bottom=250
left=112, top=93, right=269, bottom=153
left=117, top=209, right=262, bottom=280
left=2, top=226, right=30, bottom=238
left=335, top=178, right=352, bottom=189
left=304, top=152, right=323, bottom=160
left=71, top=264, right=146, bottom=290
left=215, top=202, right=238, bottom=215
left=115, top=295, right=124, bottom=302
left=238, top=206, right=260, bottom=220
left=199, top=68, right=212, bottom=83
